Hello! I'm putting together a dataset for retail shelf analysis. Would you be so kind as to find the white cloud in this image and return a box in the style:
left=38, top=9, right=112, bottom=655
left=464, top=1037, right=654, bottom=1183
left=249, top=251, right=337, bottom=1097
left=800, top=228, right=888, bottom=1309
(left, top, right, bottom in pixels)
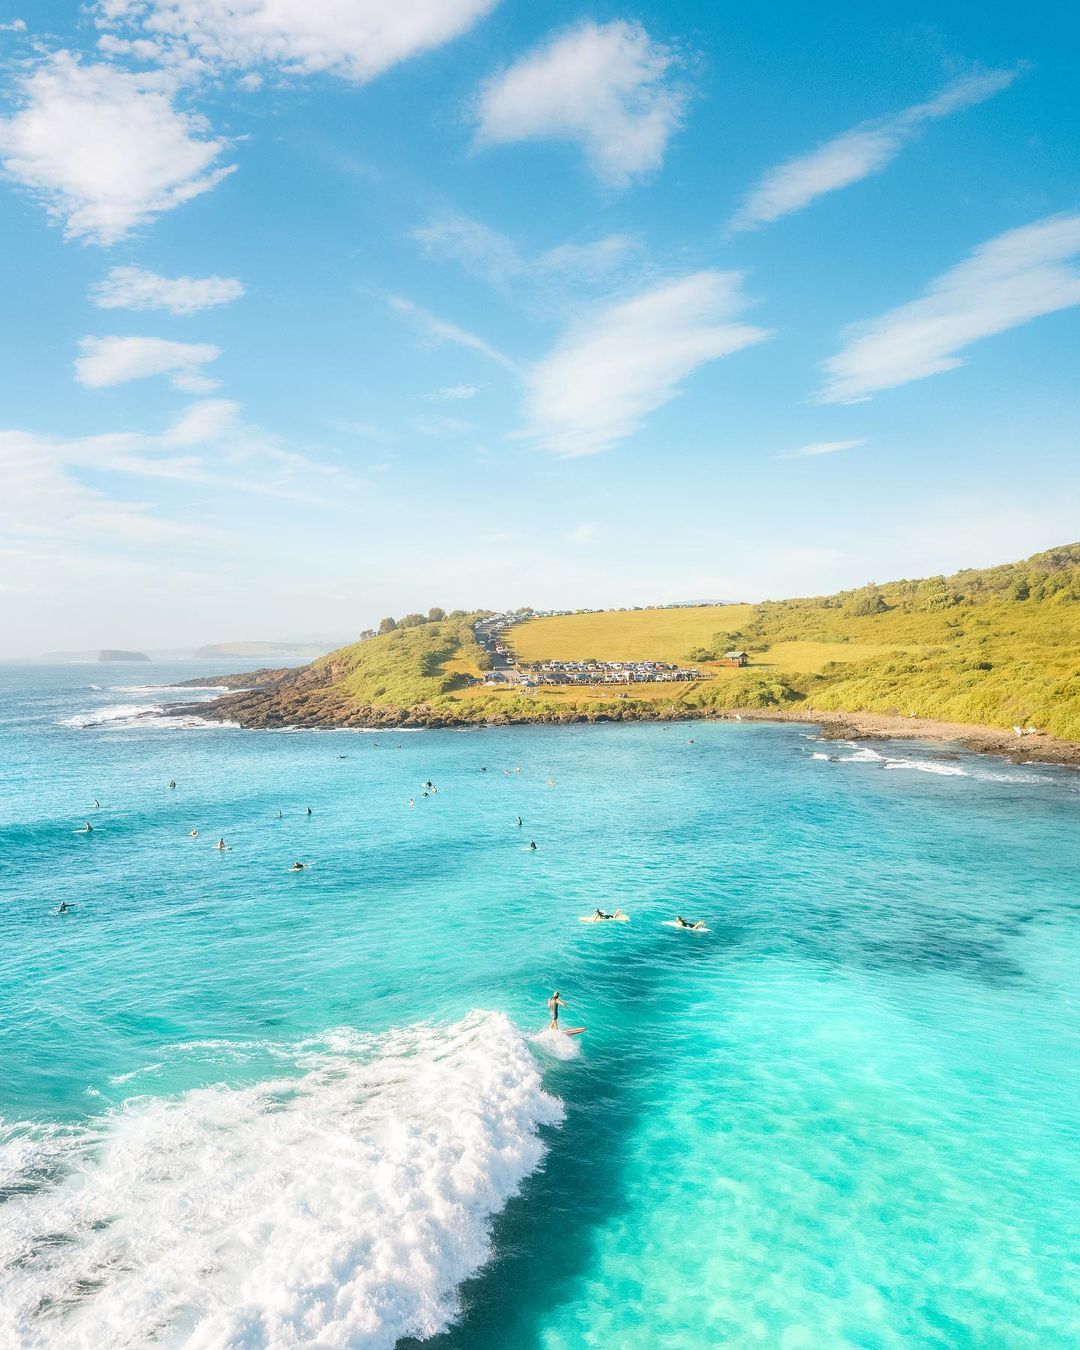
left=474, top=20, right=686, bottom=188
left=0, top=19, right=27, bottom=32
left=818, top=212, right=1080, bottom=403
left=388, top=296, right=518, bottom=372
left=162, top=397, right=239, bottom=444
left=0, top=52, right=235, bottom=244
left=730, top=68, right=1019, bottom=231
left=75, top=335, right=222, bottom=391
left=779, top=439, right=864, bottom=459
left=568, top=523, right=599, bottom=544
left=412, top=210, right=637, bottom=289
left=91, top=264, right=244, bottom=314
left=426, top=384, right=481, bottom=401
left=536, top=235, right=639, bottom=279
left=96, top=0, right=499, bottom=83
left=524, top=272, right=771, bottom=457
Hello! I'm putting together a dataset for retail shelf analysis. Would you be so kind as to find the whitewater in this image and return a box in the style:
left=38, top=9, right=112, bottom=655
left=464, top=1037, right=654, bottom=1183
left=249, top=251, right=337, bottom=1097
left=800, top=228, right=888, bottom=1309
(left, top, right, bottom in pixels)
left=2, top=662, right=1079, bottom=1348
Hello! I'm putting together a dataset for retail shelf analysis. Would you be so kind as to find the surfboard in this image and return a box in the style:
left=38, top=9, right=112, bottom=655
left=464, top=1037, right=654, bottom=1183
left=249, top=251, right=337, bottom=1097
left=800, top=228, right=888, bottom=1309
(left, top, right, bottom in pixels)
left=662, top=920, right=710, bottom=932
left=563, top=1026, right=587, bottom=1036
left=579, top=913, right=629, bottom=923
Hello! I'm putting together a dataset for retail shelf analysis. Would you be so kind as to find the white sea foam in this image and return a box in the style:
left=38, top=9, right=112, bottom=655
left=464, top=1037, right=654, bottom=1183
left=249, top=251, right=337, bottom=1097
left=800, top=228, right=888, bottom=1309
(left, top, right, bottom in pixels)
left=0, top=1011, right=561, bottom=1350
left=529, top=1027, right=584, bottom=1061
left=884, top=757, right=968, bottom=777
left=60, top=702, right=163, bottom=728
left=60, top=702, right=237, bottom=731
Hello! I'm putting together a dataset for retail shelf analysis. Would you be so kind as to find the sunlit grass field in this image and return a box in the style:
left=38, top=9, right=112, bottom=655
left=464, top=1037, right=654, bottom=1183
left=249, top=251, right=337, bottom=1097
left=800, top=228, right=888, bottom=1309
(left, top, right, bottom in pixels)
left=510, top=605, right=755, bottom=663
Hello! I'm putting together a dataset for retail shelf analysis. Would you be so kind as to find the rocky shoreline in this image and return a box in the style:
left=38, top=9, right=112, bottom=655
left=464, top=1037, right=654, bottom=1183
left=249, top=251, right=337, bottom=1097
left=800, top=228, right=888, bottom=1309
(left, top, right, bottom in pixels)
left=170, top=677, right=1080, bottom=769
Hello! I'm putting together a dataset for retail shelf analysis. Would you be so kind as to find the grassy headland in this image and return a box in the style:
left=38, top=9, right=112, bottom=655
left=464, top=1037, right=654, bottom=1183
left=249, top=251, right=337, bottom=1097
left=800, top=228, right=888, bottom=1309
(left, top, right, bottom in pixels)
left=185, top=545, right=1080, bottom=756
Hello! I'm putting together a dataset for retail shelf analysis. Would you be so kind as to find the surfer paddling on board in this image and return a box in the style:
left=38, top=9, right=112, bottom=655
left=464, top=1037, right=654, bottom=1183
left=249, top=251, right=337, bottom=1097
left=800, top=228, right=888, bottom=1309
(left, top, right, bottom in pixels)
left=675, top=915, right=706, bottom=930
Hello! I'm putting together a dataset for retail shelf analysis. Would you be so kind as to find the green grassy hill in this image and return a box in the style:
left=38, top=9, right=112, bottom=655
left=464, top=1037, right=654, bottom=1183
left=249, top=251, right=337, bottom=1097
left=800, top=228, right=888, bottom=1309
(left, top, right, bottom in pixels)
left=205, top=545, right=1080, bottom=741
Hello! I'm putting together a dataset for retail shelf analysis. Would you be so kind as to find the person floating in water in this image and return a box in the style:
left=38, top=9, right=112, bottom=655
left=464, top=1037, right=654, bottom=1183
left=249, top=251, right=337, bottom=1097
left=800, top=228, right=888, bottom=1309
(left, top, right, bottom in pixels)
left=408, top=798, right=415, bottom=807
left=675, top=915, right=706, bottom=930
left=547, top=991, right=567, bottom=1029
left=529, top=840, right=538, bottom=851
left=289, top=861, right=308, bottom=871
left=216, top=838, right=227, bottom=850
left=190, top=829, right=198, bottom=839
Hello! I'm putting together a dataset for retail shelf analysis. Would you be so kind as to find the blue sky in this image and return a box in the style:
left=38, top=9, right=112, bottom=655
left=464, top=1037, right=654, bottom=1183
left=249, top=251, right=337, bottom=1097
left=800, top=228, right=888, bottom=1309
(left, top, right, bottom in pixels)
left=1, top=0, right=1077, bottom=655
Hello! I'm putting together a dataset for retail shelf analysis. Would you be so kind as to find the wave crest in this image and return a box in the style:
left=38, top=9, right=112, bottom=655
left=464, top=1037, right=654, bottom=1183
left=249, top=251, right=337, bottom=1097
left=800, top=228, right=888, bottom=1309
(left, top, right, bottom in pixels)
left=0, top=1011, right=561, bottom=1349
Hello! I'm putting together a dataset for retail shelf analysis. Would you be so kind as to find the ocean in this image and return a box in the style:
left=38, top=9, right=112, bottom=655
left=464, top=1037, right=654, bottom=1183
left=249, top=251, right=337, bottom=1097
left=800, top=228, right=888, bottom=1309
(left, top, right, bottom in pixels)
left=1, top=663, right=1078, bottom=1349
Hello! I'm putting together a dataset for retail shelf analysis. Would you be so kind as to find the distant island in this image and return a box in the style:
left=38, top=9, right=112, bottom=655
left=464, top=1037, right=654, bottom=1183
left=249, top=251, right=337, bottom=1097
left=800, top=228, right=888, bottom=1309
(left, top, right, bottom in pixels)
left=172, top=545, right=1080, bottom=764
left=98, top=649, right=150, bottom=662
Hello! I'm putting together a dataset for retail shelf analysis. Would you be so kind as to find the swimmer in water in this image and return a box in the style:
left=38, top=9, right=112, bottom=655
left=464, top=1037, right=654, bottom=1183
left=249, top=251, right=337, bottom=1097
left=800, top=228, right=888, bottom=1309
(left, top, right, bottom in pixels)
left=408, top=798, right=415, bottom=807
left=547, top=991, right=567, bottom=1030
left=289, top=861, right=308, bottom=871
left=190, top=829, right=199, bottom=838
left=216, top=838, right=226, bottom=850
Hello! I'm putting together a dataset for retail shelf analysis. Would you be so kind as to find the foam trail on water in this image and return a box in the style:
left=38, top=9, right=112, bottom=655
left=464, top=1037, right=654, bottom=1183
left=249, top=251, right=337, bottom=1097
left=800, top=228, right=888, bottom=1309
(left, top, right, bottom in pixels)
left=0, top=1011, right=561, bottom=1350
left=529, top=1027, right=583, bottom=1061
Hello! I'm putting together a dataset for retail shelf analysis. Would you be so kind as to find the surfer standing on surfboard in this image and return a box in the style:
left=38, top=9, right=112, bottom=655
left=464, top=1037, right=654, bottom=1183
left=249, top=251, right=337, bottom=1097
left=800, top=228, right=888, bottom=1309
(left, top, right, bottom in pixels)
left=547, top=991, right=567, bottom=1029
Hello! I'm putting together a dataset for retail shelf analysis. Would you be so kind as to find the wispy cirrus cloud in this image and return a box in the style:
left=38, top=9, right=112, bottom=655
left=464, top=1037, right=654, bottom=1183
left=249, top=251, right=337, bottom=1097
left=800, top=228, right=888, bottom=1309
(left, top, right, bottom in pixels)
left=778, top=439, right=864, bottom=459
left=474, top=20, right=687, bottom=188
left=730, top=68, right=1020, bottom=232
left=818, top=212, right=1080, bottom=403
left=425, top=384, right=482, bottom=401
left=523, top=272, right=770, bottom=457
left=91, top=265, right=244, bottom=315
left=75, top=335, right=222, bottom=391
left=412, top=210, right=638, bottom=290
left=0, top=52, right=234, bottom=244
left=95, top=0, right=500, bottom=83
left=388, top=296, right=518, bottom=372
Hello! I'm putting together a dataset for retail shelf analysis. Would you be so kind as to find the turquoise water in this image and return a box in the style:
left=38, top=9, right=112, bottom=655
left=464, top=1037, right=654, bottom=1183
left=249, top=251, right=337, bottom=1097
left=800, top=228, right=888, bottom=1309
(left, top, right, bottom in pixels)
left=2, top=664, right=1079, bottom=1348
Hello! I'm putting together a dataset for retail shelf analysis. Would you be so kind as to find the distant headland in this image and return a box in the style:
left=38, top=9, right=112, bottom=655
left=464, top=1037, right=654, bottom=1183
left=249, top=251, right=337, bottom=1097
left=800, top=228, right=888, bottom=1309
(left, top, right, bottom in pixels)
left=171, top=545, right=1080, bottom=765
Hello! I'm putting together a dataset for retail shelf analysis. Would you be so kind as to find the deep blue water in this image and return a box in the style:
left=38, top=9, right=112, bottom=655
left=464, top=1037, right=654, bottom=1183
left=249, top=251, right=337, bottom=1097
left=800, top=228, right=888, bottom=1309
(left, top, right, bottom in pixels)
left=1, top=663, right=1078, bottom=1348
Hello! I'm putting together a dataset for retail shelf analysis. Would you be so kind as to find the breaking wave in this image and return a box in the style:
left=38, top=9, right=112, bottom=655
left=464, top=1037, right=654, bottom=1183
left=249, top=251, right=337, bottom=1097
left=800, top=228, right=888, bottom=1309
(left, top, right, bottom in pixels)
left=811, top=743, right=1054, bottom=785
left=60, top=703, right=236, bottom=731
left=0, top=1011, right=561, bottom=1350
